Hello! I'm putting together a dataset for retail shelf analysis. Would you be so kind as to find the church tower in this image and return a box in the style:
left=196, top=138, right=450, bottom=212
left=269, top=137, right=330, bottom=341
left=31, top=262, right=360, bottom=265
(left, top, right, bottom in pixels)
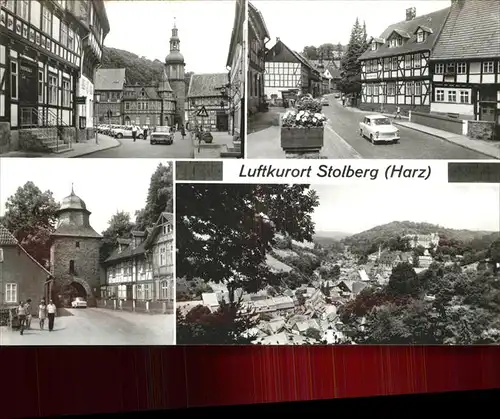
left=50, top=186, right=102, bottom=307
left=165, top=19, right=186, bottom=126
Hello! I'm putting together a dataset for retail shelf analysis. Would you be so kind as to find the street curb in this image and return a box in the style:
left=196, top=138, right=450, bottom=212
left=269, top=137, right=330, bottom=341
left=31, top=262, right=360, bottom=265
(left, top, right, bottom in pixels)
left=69, top=141, right=121, bottom=158
left=391, top=121, right=499, bottom=160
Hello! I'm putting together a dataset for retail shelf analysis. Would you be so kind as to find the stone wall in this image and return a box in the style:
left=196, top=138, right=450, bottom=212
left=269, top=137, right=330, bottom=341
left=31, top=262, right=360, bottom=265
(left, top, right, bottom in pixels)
left=59, top=126, right=77, bottom=145
left=467, top=121, right=497, bottom=142
left=76, top=127, right=95, bottom=143
left=0, top=122, right=12, bottom=154
left=0, top=246, right=47, bottom=306
left=410, top=111, right=463, bottom=135
left=51, top=236, right=102, bottom=298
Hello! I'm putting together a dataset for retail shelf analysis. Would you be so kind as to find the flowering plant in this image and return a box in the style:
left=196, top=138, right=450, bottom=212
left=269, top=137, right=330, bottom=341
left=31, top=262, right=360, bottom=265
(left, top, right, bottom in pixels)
left=282, top=96, right=327, bottom=128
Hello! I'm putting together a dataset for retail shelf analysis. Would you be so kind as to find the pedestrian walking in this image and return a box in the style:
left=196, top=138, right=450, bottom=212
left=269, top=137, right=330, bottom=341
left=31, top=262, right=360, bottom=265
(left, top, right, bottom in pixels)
left=395, top=106, right=401, bottom=119
left=131, top=125, right=138, bottom=142
left=25, top=299, right=32, bottom=329
left=47, top=299, right=57, bottom=332
left=341, top=95, right=346, bottom=107
left=181, top=124, right=186, bottom=140
left=38, top=299, right=47, bottom=330
left=17, top=301, right=26, bottom=335
left=143, top=125, right=148, bottom=140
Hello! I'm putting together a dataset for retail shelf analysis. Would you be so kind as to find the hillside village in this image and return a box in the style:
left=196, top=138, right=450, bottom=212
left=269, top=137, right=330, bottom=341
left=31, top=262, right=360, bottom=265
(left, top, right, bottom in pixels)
left=177, top=224, right=500, bottom=345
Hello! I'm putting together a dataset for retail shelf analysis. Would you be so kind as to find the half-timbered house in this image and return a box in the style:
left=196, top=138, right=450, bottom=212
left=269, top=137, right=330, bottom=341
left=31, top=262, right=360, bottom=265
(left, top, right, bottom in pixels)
left=264, top=38, right=322, bottom=103
left=358, top=7, right=450, bottom=114
left=0, top=0, right=109, bottom=153
left=429, top=0, right=500, bottom=125
left=101, top=212, right=174, bottom=314
left=248, top=2, right=269, bottom=115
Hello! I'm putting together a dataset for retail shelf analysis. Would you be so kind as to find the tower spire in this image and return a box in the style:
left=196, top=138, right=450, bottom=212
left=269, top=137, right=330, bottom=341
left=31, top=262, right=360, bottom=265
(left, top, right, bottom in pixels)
left=71, top=183, right=74, bottom=195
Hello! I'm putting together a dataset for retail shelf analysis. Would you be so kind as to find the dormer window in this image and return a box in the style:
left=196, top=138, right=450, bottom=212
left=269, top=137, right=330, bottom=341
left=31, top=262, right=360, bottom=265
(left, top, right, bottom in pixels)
left=417, top=30, right=424, bottom=43
left=371, top=43, right=377, bottom=51
left=389, top=37, right=403, bottom=48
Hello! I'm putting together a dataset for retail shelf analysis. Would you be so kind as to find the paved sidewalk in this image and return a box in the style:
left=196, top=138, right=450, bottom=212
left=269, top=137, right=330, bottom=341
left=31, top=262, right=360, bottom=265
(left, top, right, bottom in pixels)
left=391, top=120, right=500, bottom=159
left=0, top=134, right=120, bottom=158
left=192, top=131, right=235, bottom=159
left=337, top=103, right=499, bottom=159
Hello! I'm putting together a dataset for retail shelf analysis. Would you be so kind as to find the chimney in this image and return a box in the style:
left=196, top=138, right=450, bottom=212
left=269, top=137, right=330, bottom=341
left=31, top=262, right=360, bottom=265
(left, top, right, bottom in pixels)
left=406, top=7, right=416, bottom=21
left=276, top=37, right=280, bottom=43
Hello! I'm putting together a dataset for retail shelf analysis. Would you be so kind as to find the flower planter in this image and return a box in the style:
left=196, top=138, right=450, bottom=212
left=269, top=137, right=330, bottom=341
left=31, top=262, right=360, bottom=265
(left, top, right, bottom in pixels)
left=280, top=126, right=324, bottom=153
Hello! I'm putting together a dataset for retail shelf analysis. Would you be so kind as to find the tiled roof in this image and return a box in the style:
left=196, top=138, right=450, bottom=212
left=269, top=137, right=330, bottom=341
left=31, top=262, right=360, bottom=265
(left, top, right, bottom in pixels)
left=95, top=68, right=127, bottom=91
left=326, top=65, right=341, bottom=79
left=187, top=73, right=228, bottom=98
left=359, top=7, right=450, bottom=60
left=0, top=224, right=18, bottom=245
left=431, top=0, right=500, bottom=60
left=249, top=2, right=270, bottom=38
left=52, top=224, right=102, bottom=238
left=105, top=239, right=147, bottom=263
left=160, top=212, right=173, bottom=224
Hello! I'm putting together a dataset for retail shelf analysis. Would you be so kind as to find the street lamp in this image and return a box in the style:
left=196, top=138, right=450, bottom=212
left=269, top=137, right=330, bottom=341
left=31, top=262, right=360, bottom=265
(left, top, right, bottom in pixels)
left=94, top=93, right=100, bottom=145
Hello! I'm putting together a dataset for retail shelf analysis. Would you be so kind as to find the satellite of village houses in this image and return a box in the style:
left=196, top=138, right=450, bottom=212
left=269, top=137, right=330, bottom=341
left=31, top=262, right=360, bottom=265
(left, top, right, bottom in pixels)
left=176, top=183, right=500, bottom=345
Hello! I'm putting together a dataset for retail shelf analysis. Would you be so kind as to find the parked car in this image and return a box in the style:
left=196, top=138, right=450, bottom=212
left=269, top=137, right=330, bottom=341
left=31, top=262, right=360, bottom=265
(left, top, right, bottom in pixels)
left=334, top=93, right=341, bottom=99
left=359, top=115, right=400, bottom=144
left=150, top=126, right=173, bottom=145
left=112, top=126, right=144, bottom=139
left=71, top=297, right=87, bottom=308
left=321, top=97, right=329, bottom=106
left=201, top=131, right=213, bottom=143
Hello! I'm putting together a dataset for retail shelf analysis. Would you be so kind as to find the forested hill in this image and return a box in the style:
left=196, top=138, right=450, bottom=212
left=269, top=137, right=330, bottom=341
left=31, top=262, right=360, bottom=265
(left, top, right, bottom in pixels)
left=101, top=46, right=164, bottom=85
left=343, top=221, right=498, bottom=254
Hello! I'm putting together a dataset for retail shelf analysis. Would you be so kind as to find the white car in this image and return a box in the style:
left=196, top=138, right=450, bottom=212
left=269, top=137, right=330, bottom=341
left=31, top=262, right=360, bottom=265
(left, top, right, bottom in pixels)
left=71, top=297, right=87, bottom=308
left=112, top=126, right=144, bottom=139
left=359, top=115, right=400, bottom=144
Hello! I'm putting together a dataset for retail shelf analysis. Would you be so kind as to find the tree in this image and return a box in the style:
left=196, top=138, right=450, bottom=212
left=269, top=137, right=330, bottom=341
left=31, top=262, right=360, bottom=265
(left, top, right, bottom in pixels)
left=387, top=262, right=420, bottom=297
left=176, top=184, right=319, bottom=300
left=1, top=181, right=59, bottom=265
left=135, top=163, right=173, bottom=230
left=339, top=18, right=369, bottom=96
left=335, top=42, right=344, bottom=59
left=304, top=327, right=322, bottom=341
left=100, top=211, right=135, bottom=261
left=318, top=43, right=335, bottom=60
left=302, top=46, right=318, bottom=60
left=489, top=238, right=500, bottom=274
left=176, top=301, right=258, bottom=344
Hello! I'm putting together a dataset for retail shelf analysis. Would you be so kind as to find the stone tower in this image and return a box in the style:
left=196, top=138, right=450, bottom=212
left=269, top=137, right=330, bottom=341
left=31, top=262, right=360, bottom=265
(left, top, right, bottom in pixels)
left=165, top=19, right=186, bottom=126
left=158, top=69, right=176, bottom=126
left=50, top=186, right=102, bottom=307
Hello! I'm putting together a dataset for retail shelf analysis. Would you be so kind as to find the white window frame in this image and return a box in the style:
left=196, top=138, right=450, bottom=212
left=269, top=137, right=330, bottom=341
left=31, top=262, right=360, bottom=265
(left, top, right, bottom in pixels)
left=38, top=69, right=44, bottom=103
left=457, top=62, right=467, bottom=74
left=6, top=283, right=18, bottom=303
left=459, top=90, right=469, bottom=104
left=387, top=82, right=396, bottom=96
left=371, top=43, right=376, bottom=51
left=62, top=79, right=70, bottom=107
left=447, top=90, right=457, bottom=102
left=159, top=247, right=166, bottom=266
left=435, top=63, right=444, bottom=74
left=483, top=61, right=494, bottom=74
left=42, top=7, right=51, bottom=35
left=436, top=89, right=444, bottom=102
left=405, top=55, right=411, bottom=69
left=415, top=81, right=422, bottom=96
left=19, top=0, right=29, bottom=21
left=160, top=281, right=168, bottom=300
left=48, top=73, right=57, bottom=105
left=416, top=30, right=424, bottom=43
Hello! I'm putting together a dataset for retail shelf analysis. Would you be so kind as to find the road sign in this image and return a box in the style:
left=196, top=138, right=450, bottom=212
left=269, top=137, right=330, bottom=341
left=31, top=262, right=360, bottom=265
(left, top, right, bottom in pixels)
left=196, top=105, right=209, bottom=118
left=75, top=96, right=86, bottom=105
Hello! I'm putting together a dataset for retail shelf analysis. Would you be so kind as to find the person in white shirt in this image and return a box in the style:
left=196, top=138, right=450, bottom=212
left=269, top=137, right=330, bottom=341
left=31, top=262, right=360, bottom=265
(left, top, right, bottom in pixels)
left=38, top=299, right=47, bottom=330
left=131, top=125, right=138, bottom=142
left=47, top=300, right=57, bottom=332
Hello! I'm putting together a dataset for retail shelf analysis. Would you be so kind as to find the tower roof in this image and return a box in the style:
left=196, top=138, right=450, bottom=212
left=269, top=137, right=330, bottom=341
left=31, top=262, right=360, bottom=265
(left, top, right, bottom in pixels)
left=158, top=69, right=173, bottom=92
left=166, top=19, right=185, bottom=64
left=59, top=185, right=89, bottom=213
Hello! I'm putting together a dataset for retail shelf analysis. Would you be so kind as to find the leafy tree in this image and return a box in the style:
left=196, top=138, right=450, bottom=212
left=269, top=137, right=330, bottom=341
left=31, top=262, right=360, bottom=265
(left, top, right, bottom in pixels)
left=489, top=238, right=500, bottom=274
left=339, top=18, right=367, bottom=96
left=176, top=184, right=319, bottom=301
left=317, top=43, right=335, bottom=60
left=135, top=163, right=173, bottom=230
left=387, top=262, right=420, bottom=297
left=176, top=301, right=258, bottom=344
left=100, top=211, right=135, bottom=261
left=1, top=181, right=59, bottom=265
left=302, top=46, right=318, bottom=60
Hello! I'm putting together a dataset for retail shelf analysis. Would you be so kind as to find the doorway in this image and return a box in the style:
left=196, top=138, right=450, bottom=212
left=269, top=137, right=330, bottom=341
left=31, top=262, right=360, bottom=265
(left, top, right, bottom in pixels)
left=216, top=113, right=228, bottom=131
left=18, top=60, right=38, bottom=126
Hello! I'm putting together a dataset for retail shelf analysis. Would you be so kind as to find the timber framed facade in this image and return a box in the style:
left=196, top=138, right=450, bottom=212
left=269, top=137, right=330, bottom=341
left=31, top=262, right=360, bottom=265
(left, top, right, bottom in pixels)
left=0, top=0, right=109, bottom=153
left=429, top=0, right=500, bottom=125
left=358, top=7, right=450, bottom=114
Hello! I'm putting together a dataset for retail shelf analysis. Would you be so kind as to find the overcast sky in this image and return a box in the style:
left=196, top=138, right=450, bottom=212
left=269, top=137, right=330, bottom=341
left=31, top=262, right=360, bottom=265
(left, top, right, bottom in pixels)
left=312, top=184, right=500, bottom=234
left=103, top=0, right=236, bottom=74
left=252, top=0, right=450, bottom=52
left=0, top=159, right=171, bottom=234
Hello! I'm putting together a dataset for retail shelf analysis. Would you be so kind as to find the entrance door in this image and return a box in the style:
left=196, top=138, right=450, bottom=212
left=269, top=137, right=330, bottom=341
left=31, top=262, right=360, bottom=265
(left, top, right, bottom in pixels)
left=126, top=285, right=133, bottom=300
left=216, top=113, right=228, bottom=131
left=18, top=60, right=38, bottom=126
left=479, top=104, right=496, bottom=122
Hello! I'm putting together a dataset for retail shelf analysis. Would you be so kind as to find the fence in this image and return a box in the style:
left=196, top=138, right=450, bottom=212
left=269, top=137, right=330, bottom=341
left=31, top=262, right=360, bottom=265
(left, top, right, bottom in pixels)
left=96, top=299, right=173, bottom=314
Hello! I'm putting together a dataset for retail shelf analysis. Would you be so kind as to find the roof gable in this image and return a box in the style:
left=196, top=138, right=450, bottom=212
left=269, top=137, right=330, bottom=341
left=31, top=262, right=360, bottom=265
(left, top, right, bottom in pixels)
left=431, top=0, right=500, bottom=60
left=359, top=7, right=450, bottom=60
left=95, top=68, right=127, bottom=91
left=187, top=73, right=228, bottom=98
